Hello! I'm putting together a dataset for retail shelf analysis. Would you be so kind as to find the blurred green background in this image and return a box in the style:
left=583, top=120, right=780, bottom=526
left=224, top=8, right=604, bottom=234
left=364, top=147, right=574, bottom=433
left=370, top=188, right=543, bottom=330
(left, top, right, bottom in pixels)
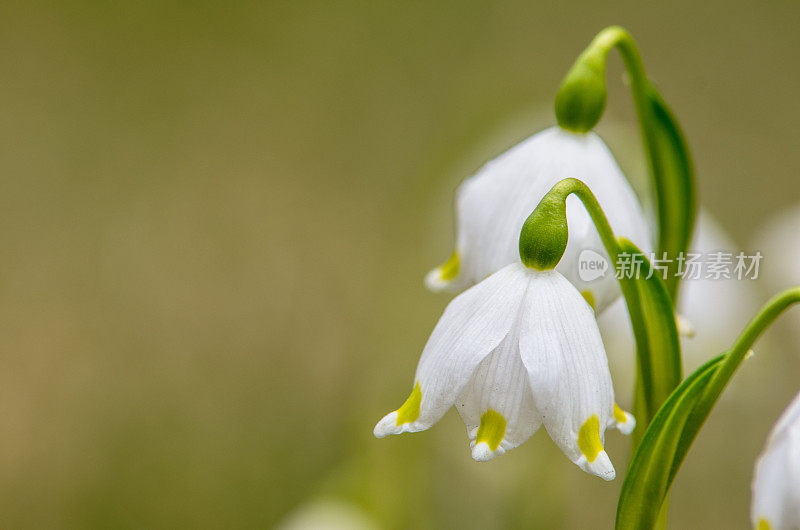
left=1, top=1, right=799, bottom=528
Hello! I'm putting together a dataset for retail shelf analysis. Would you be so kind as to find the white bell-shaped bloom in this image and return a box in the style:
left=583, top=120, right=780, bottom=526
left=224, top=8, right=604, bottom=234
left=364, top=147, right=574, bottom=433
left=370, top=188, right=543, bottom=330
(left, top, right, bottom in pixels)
left=426, top=126, right=652, bottom=313
left=375, top=263, right=634, bottom=480
left=751, top=391, right=800, bottom=530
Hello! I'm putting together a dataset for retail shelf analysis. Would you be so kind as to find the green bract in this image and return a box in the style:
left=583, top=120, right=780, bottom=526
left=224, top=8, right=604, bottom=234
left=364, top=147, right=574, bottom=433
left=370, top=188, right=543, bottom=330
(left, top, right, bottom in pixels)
left=554, top=47, right=607, bottom=133
left=518, top=194, right=568, bottom=270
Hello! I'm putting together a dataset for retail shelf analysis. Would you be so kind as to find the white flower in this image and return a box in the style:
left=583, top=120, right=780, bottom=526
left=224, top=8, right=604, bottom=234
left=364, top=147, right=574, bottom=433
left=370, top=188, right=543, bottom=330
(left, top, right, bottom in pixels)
left=751, top=391, right=800, bottom=530
left=425, top=126, right=652, bottom=313
left=375, top=263, right=634, bottom=480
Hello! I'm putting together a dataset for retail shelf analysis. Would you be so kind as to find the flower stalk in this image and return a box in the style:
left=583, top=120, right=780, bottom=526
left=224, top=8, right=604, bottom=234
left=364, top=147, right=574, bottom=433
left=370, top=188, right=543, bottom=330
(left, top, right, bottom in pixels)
left=556, top=26, right=696, bottom=303
left=682, top=287, right=800, bottom=452
left=524, top=178, right=682, bottom=443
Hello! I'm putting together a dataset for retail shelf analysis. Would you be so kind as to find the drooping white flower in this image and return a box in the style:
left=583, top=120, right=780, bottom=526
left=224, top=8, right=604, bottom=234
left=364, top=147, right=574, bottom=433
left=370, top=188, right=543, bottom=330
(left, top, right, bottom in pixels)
left=375, top=262, right=634, bottom=480
left=751, top=391, right=800, bottom=530
left=426, top=126, right=652, bottom=313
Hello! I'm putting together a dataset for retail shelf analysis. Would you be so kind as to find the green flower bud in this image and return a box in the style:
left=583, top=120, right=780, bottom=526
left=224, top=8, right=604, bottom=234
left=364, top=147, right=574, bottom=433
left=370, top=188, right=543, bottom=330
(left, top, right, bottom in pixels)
left=519, top=192, right=569, bottom=270
left=554, top=47, right=608, bottom=133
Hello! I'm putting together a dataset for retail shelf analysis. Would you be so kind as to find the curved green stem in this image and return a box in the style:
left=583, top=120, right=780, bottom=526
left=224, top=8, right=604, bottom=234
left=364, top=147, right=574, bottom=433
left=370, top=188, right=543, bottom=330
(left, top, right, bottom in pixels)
left=557, top=26, right=696, bottom=303
left=536, top=178, right=681, bottom=438
left=672, top=287, right=800, bottom=480
left=538, top=178, right=620, bottom=260
left=586, top=27, right=650, bottom=121
left=591, top=28, right=685, bottom=300
left=707, top=288, right=800, bottom=393
left=547, top=180, right=657, bottom=421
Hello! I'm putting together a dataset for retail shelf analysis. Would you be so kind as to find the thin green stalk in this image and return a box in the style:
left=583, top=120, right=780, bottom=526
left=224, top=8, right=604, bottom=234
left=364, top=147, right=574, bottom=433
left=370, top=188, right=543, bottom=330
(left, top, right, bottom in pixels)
left=584, top=27, right=691, bottom=300
left=702, top=287, right=800, bottom=404
left=671, top=287, right=800, bottom=482
left=556, top=26, right=696, bottom=302
left=538, top=178, right=681, bottom=435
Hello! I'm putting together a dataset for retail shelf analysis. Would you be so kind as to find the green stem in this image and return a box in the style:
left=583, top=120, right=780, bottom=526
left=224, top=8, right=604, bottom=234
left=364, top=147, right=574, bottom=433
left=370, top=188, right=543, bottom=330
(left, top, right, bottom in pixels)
left=532, top=177, right=684, bottom=529
left=589, top=28, right=651, bottom=124
left=672, top=287, right=800, bottom=480
left=559, top=26, right=695, bottom=302
left=541, top=178, right=661, bottom=425
left=539, top=179, right=619, bottom=260
left=588, top=28, right=681, bottom=294
left=557, top=31, right=702, bottom=477
left=708, top=288, right=800, bottom=395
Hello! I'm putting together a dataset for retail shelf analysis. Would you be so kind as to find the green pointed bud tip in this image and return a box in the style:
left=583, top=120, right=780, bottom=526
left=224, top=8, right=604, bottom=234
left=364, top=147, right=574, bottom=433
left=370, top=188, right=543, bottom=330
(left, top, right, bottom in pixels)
left=519, top=196, right=569, bottom=270
left=555, top=50, right=608, bottom=133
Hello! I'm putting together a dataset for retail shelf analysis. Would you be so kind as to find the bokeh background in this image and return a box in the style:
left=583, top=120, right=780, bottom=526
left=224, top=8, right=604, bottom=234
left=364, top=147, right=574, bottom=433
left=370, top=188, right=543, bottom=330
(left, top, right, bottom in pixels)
left=1, top=1, right=799, bottom=528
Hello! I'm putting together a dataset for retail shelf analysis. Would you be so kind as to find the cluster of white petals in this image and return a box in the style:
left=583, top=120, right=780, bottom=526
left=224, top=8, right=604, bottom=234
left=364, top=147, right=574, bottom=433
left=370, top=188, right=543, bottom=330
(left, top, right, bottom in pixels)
left=373, top=124, right=652, bottom=482
left=375, top=263, right=634, bottom=479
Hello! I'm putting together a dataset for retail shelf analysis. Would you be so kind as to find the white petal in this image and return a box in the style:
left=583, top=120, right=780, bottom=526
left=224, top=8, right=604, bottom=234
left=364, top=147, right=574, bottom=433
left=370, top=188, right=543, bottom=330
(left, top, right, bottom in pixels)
left=518, top=270, right=617, bottom=480
left=455, top=327, right=541, bottom=462
left=374, top=264, right=529, bottom=438
left=751, top=392, right=800, bottom=530
left=441, top=126, right=652, bottom=312
left=424, top=266, right=455, bottom=292
left=424, top=254, right=468, bottom=293
left=608, top=403, right=636, bottom=436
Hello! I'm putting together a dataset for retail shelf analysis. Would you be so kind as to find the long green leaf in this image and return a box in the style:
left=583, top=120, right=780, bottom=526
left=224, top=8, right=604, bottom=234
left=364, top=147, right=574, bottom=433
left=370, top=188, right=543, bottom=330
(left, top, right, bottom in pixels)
left=644, top=83, right=696, bottom=301
left=616, top=238, right=682, bottom=443
left=616, top=355, right=724, bottom=529
left=617, top=288, right=800, bottom=529
left=669, top=288, right=800, bottom=485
